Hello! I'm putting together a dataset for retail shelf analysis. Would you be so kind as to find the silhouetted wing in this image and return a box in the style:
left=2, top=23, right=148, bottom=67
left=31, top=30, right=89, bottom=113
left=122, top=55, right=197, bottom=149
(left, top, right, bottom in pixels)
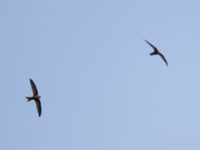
left=144, top=39, right=158, bottom=52
left=35, top=100, right=42, bottom=117
left=30, top=79, right=38, bottom=96
left=158, top=53, right=168, bottom=66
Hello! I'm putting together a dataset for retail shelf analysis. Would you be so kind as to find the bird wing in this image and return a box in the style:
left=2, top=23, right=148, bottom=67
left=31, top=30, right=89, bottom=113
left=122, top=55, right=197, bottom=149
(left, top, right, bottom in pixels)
left=144, top=39, right=158, bottom=52
left=158, top=53, right=168, bottom=66
left=35, top=100, right=42, bottom=117
left=30, top=79, right=38, bottom=96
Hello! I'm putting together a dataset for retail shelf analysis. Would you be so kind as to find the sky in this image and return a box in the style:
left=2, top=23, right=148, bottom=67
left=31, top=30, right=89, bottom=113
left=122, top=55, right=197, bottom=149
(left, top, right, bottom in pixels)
left=1, top=0, right=200, bottom=150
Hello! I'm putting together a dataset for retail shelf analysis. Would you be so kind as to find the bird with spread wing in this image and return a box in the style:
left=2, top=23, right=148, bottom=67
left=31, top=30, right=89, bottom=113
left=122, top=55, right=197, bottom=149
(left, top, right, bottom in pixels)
left=144, top=39, right=168, bottom=66
left=26, top=79, right=42, bottom=117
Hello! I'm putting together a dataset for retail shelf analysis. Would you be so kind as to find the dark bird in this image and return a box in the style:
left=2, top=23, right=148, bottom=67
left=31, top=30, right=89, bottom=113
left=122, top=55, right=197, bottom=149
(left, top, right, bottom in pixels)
left=144, top=39, right=168, bottom=66
left=26, top=79, right=42, bottom=117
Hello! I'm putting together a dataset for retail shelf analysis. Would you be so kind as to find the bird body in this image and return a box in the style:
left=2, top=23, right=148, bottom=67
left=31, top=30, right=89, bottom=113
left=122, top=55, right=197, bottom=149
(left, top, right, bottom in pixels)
left=26, top=95, right=41, bottom=101
left=26, top=79, right=42, bottom=117
left=150, top=50, right=159, bottom=56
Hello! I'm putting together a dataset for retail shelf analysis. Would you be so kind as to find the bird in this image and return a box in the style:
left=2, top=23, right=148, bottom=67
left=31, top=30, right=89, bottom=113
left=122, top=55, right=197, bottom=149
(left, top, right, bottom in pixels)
left=26, top=79, right=42, bottom=117
left=144, top=39, right=168, bottom=66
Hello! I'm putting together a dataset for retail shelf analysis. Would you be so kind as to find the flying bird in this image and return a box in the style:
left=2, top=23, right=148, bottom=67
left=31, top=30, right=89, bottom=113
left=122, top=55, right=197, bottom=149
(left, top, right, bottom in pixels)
left=26, top=79, right=42, bottom=117
left=144, top=39, right=168, bottom=66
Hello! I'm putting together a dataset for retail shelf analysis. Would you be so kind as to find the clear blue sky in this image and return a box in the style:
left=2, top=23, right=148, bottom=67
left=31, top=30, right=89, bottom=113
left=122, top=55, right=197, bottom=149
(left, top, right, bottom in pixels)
left=1, top=0, right=200, bottom=149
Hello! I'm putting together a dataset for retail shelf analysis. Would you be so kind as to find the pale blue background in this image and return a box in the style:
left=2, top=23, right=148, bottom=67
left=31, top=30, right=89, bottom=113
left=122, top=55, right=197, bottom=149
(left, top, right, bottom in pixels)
left=1, top=0, right=200, bottom=149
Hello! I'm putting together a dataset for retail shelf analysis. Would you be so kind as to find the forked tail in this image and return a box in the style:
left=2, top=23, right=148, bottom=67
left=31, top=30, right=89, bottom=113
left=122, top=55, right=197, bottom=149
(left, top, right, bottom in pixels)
left=26, top=97, right=32, bottom=101
left=150, top=52, right=154, bottom=56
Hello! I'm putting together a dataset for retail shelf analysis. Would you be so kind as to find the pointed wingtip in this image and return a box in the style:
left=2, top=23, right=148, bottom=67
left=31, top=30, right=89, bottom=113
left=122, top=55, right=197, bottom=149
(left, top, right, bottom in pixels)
left=29, top=78, right=34, bottom=85
left=143, top=38, right=147, bottom=42
left=143, top=39, right=152, bottom=46
left=163, top=59, right=168, bottom=67
left=29, top=79, right=34, bottom=84
left=38, top=110, right=42, bottom=117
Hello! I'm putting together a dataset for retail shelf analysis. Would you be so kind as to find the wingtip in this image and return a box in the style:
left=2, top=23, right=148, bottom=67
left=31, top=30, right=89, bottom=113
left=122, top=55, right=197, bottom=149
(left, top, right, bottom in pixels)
left=143, top=39, right=151, bottom=45
left=143, top=38, right=147, bottom=42
left=38, top=110, right=42, bottom=117
left=39, top=111, right=42, bottom=117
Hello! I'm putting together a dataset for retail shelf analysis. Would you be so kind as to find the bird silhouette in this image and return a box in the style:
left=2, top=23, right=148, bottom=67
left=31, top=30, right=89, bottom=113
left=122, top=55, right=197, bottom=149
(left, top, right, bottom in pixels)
left=144, top=39, right=168, bottom=66
left=26, top=79, right=42, bottom=117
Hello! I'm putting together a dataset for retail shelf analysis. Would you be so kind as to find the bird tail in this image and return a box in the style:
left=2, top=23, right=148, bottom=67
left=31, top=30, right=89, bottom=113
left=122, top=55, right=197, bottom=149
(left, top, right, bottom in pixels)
left=150, top=51, right=156, bottom=56
left=26, top=97, right=32, bottom=101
